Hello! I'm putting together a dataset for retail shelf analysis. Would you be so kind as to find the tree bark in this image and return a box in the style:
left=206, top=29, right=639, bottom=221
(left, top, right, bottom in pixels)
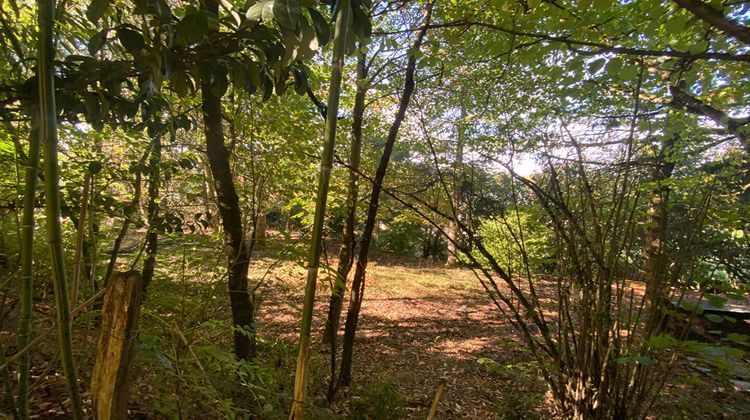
left=70, top=173, right=91, bottom=305
left=323, top=47, right=369, bottom=347
left=672, top=0, right=750, bottom=46
left=200, top=0, right=255, bottom=361
left=446, top=104, right=466, bottom=267
left=669, top=84, right=750, bottom=154
left=337, top=2, right=433, bottom=390
left=141, top=135, right=161, bottom=293
left=202, top=82, right=255, bottom=359
left=643, top=136, right=676, bottom=307
left=91, top=271, right=144, bottom=420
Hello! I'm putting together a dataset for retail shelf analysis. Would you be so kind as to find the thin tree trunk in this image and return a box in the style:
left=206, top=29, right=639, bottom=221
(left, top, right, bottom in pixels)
left=643, top=136, right=676, bottom=307
left=0, top=291, right=18, bottom=417
left=200, top=0, right=254, bottom=360
left=37, top=0, right=84, bottom=417
left=88, top=167, right=99, bottom=291
left=103, top=150, right=147, bottom=290
left=16, top=110, right=40, bottom=420
left=324, top=46, right=369, bottom=402
left=71, top=174, right=91, bottom=305
left=202, top=83, right=255, bottom=359
left=141, top=135, right=161, bottom=293
left=445, top=104, right=465, bottom=268
left=337, top=2, right=433, bottom=391
left=323, top=47, right=369, bottom=347
left=289, top=2, right=352, bottom=417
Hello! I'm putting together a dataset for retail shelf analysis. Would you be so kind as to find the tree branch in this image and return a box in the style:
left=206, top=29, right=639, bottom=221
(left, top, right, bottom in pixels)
left=673, top=0, right=750, bottom=45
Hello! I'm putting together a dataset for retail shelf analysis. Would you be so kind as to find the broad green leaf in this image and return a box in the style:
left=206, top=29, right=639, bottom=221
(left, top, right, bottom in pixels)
left=592, top=0, right=614, bottom=10
left=116, top=28, right=146, bottom=55
left=86, top=0, right=110, bottom=23
left=88, top=30, right=108, bottom=55
left=664, top=16, right=687, bottom=35
left=352, top=2, right=372, bottom=39
left=308, top=7, right=330, bottom=45
left=261, top=73, right=274, bottom=100
left=247, top=0, right=275, bottom=22
left=706, top=294, right=727, bottom=308
left=274, top=0, right=302, bottom=30
left=176, top=11, right=209, bottom=43
left=705, top=313, right=724, bottom=323
left=647, top=333, right=676, bottom=349
left=618, top=65, right=640, bottom=81
left=587, top=58, right=605, bottom=74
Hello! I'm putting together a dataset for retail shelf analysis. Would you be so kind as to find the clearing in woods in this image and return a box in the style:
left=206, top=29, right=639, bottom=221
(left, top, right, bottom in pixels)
left=6, top=241, right=750, bottom=418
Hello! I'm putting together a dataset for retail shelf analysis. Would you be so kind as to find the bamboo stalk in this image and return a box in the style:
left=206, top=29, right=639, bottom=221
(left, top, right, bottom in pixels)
left=16, top=110, right=40, bottom=420
left=71, top=174, right=91, bottom=305
left=289, top=1, right=352, bottom=418
left=37, top=0, right=84, bottom=417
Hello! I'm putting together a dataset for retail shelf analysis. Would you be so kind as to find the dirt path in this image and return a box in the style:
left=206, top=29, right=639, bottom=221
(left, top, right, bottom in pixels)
left=257, top=258, right=551, bottom=419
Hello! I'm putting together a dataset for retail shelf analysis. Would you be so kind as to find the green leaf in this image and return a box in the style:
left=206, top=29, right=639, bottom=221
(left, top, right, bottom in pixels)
left=648, top=333, right=677, bottom=349
left=176, top=10, right=209, bottom=43
left=247, top=0, right=275, bottom=23
left=605, top=57, right=623, bottom=77
left=352, top=2, right=372, bottom=39
left=247, top=61, right=262, bottom=88
left=116, top=27, right=146, bottom=55
left=261, top=73, right=274, bottom=101
left=664, top=16, right=687, bottom=34
left=171, top=69, right=194, bottom=96
left=86, top=0, right=110, bottom=23
left=88, top=29, right=108, bottom=55
left=592, top=0, right=614, bottom=10
left=705, top=313, right=724, bottom=323
left=308, top=8, right=330, bottom=45
left=274, top=0, right=302, bottom=30
left=724, top=346, right=746, bottom=357
left=587, top=58, right=605, bottom=74
left=293, top=68, right=308, bottom=95
left=618, top=65, right=640, bottom=81
left=727, top=333, right=749, bottom=344
left=706, top=294, right=727, bottom=308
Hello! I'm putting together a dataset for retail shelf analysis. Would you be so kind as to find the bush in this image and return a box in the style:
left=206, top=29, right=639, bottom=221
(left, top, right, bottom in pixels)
left=469, top=208, right=553, bottom=275
left=350, top=380, right=405, bottom=420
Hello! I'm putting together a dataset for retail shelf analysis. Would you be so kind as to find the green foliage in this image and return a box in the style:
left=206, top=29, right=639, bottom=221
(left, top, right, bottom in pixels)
left=470, top=208, right=552, bottom=275
left=374, top=213, right=426, bottom=256
left=349, top=380, right=405, bottom=420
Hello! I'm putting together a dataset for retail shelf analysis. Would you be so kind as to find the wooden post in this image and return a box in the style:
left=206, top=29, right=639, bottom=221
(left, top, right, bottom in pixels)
left=426, top=379, right=447, bottom=420
left=91, top=271, right=144, bottom=419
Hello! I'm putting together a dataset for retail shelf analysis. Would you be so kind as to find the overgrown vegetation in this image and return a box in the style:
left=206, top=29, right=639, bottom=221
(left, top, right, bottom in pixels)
left=1, top=0, right=749, bottom=418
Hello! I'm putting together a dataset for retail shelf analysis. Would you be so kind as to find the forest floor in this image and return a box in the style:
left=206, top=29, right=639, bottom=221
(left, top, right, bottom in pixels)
left=2, top=236, right=750, bottom=418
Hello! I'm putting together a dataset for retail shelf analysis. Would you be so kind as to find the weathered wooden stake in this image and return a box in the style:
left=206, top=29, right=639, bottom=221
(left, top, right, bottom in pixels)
left=426, top=379, right=447, bottom=420
left=91, top=271, right=143, bottom=419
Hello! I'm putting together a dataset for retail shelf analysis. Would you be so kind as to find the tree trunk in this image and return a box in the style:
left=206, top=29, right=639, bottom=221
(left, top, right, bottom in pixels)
left=91, top=271, right=144, bottom=420
left=337, top=3, right=433, bottom=391
left=141, top=135, right=161, bottom=293
left=323, top=47, right=369, bottom=347
left=445, top=104, right=465, bottom=268
left=200, top=0, right=255, bottom=361
left=202, top=83, right=255, bottom=359
left=71, top=174, right=91, bottom=305
left=289, top=2, right=352, bottom=417
left=254, top=210, right=267, bottom=249
left=643, top=136, right=676, bottom=307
